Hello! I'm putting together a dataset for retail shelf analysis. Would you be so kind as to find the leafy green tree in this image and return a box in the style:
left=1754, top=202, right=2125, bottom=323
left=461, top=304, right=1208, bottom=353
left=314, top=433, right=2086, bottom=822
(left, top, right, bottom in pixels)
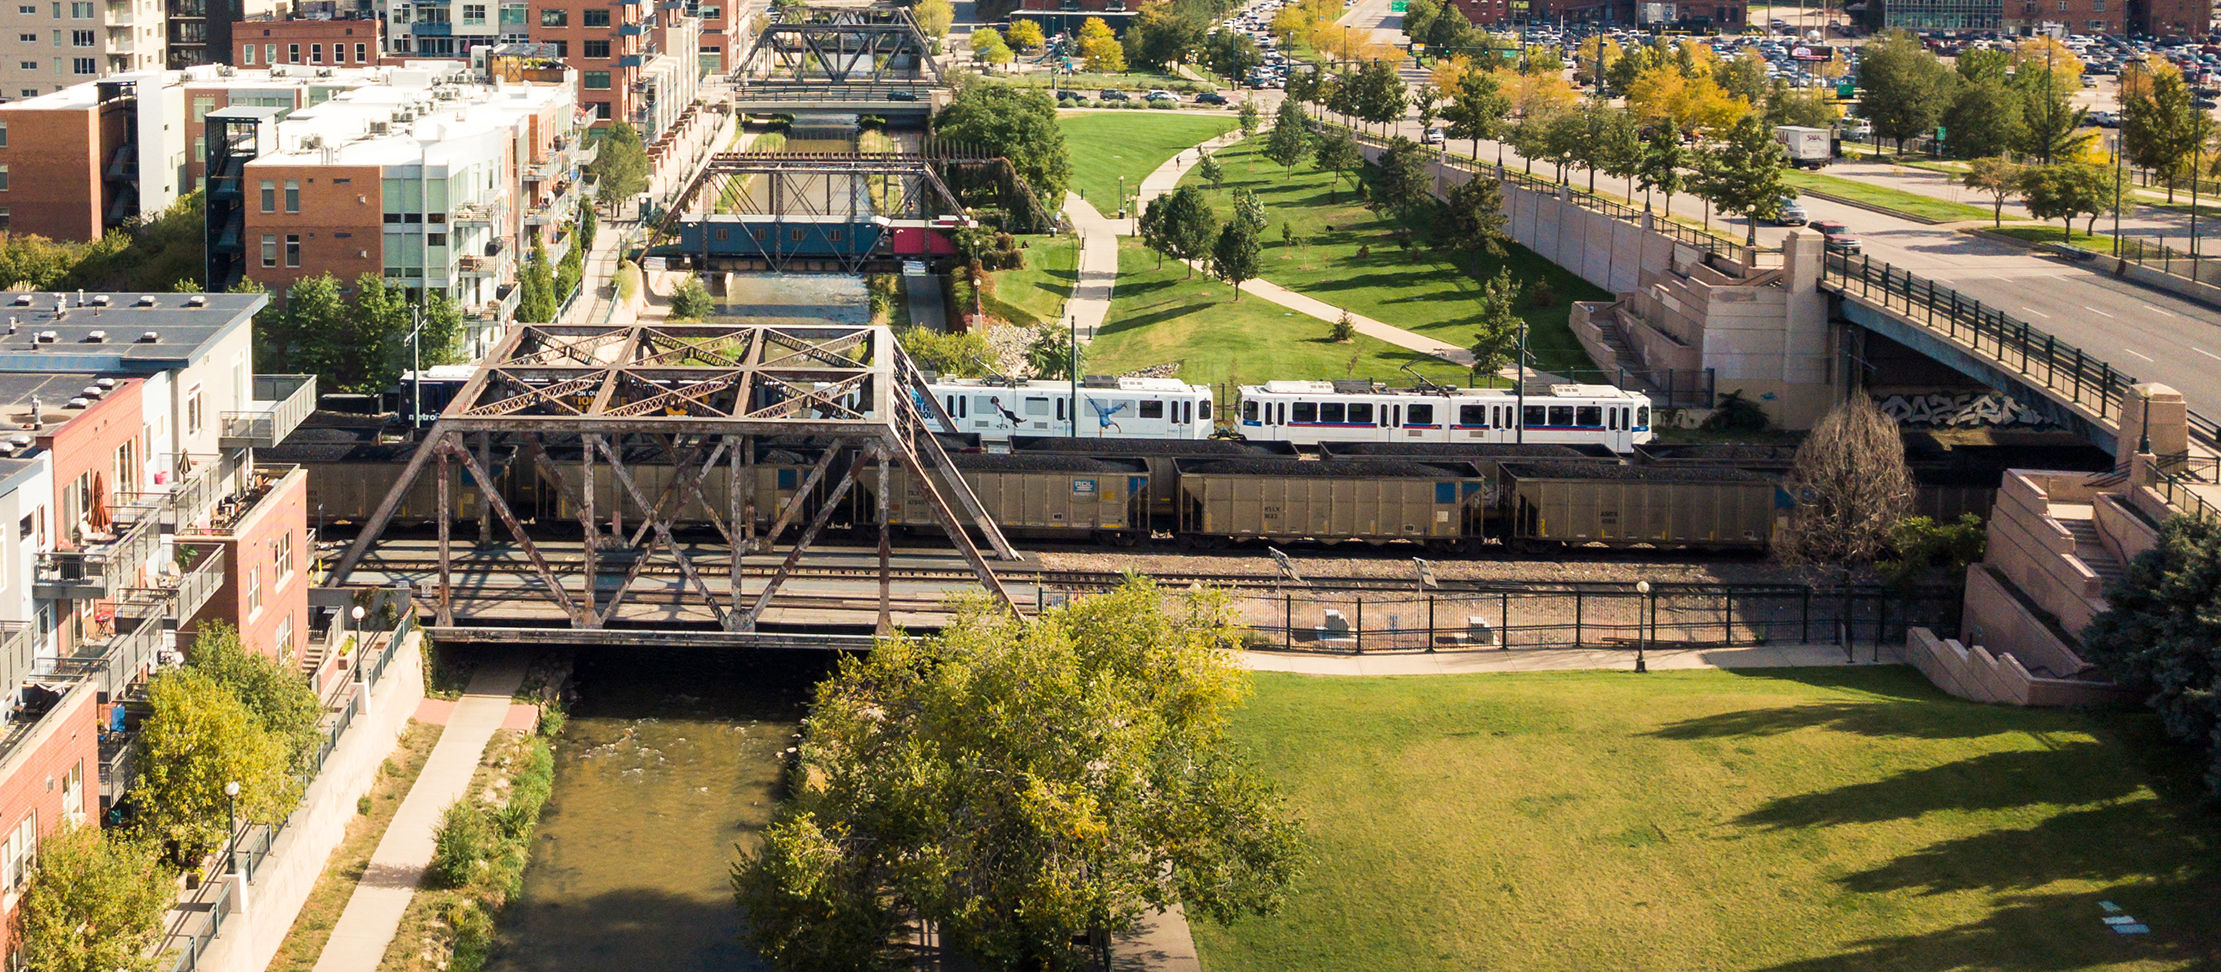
left=1963, top=156, right=2026, bottom=226
left=1941, top=76, right=2026, bottom=161
left=1238, top=98, right=1261, bottom=138
left=1372, top=136, right=1435, bottom=228
left=1026, top=321, right=1076, bottom=380
left=1876, top=513, right=1987, bottom=588
left=1468, top=269, right=1521, bottom=379
left=1156, top=185, right=1217, bottom=278
left=517, top=238, right=559, bottom=323
left=579, top=203, right=598, bottom=250
left=669, top=274, right=716, bottom=319
left=1313, top=127, right=1363, bottom=201
left=1198, top=150, right=1224, bottom=192
left=556, top=233, right=586, bottom=299
left=971, top=27, right=1013, bottom=66
left=732, top=580, right=1305, bottom=971
left=898, top=327, right=988, bottom=376
left=934, top=85, right=1071, bottom=204
left=2013, top=58, right=2093, bottom=164
left=420, top=291, right=465, bottom=366
left=1265, top=96, right=1312, bottom=177
left=136, top=668, right=299, bottom=861
left=185, top=621, right=321, bottom=771
left=1413, top=83, right=1441, bottom=133
left=1122, top=2, right=1202, bottom=72
left=1697, top=115, right=1796, bottom=244
left=1211, top=218, right=1260, bottom=299
left=913, top=0, right=952, bottom=43
left=1351, top=59, right=1407, bottom=137
left=1438, top=174, right=1506, bottom=258
left=1763, top=82, right=1841, bottom=130
left=1595, top=106, right=1646, bottom=200
left=1857, top=31, right=1956, bottom=154
left=14, top=827, right=173, bottom=972
left=2019, top=161, right=2112, bottom=241
left=1204, top=29, right=1261, bottom=80
left=1956, top=47, right=2011, bottom=83
left=1712, top=50, right=1770, bottom=106
left=2082, top=514, right=2221, bottom=797
left=1232, top=187, right=1268, bottom=233
left=589, top=122, right=650, bottom=207
left=2123, top=64, right=2206, bottom=201
left=277, top=273, right=351, bottom=389
left=1636, top=135, right=1689, bottom=215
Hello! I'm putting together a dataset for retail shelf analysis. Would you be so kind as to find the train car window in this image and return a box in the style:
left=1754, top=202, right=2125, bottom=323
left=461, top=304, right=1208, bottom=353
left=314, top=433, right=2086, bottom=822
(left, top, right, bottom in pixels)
left=1199, top=399, right=1211, bottom=419
left=1523, top=405, right=1546, bottom=427
left=1292, top=402, right=1317, bottom=423
left=1319, top=403, right=1345, bottom=423
left=752, top=227, right=768, bottom=241
left=1608, top=408, right=1620, bottom=431
left=828, top=229, right=843, bottom=242
left=1139, top=400, right=1165, bottom=419
left=1408, top=403, right=1434, bottom=425
left=1547, top=406, right=1574, bottom=427
left=973, top=395, right=999, bottom=418
left=715, top=227, right=729, bottom=241
left=1243, top=401, right=1258, bottom=422
left=1636, top=406, right=1649, bottom=427
left=1576, top=406, right=1603, bottom=427
left=1459, top=404, right=1485, bottom=426
left=1025, top=398, right=1051, bottom=416
left=1348, top=403, right=1374, bottom=424
left=1057, top=398, right=1068, bottom=421
left=790, top=227, right=807, bottom=242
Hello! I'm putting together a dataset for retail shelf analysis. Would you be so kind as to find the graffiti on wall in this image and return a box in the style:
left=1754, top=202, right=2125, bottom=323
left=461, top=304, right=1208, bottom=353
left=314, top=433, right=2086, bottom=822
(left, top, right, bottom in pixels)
left=1875, top=392, right=2054, bottom=428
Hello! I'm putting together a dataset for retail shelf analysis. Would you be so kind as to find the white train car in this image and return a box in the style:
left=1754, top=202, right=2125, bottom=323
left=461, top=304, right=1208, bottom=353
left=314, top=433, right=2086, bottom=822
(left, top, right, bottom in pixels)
left=1236, top=381, right=1653, bottom=452
left=922, top=376, right=1215, bottom=442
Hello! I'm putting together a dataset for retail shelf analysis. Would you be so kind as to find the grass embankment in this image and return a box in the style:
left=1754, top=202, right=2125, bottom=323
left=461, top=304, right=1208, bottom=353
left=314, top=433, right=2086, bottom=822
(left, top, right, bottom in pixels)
left=983, top=235, right=1079, bottom=326
left=377, top=728, right=557, bottom=972
left=1982, top=224, right=2119, bottom=249
left=266, top=721, right=446, bottom=972
left=1058, top=112, right=1240, bottom=214
left=1089, top=240, right=1472, bottom=390
left=1782, top=169, right=1996, bottom=223
left=992, top=70, right=1215, bottom=93
left=1178, top=136, right=1605, bottom=380
left=1196, top=667, right=2219, bottom=972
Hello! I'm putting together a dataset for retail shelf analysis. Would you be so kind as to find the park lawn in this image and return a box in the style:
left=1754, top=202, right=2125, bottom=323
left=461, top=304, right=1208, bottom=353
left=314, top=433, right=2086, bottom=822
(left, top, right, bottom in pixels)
left=1782, top=170, right=1996, bottom=223
left=985, top=235, right=1080, bottom=326
left=1194, top=666, right=2220, bottom=972
left=1985, top=223, right=2117, bottom=249
left=993, top=70, right=1216, bottom=93
left=1059, top=112, right=1240, bottom=215
left=1090, top=240, right=1473, bottom=392
left=1178, top=136, right=1606, bottom=380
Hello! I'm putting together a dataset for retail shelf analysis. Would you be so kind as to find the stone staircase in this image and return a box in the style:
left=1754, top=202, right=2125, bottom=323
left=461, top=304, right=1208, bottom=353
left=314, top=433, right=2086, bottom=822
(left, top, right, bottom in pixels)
left=2052, top=504, right=2126, bottom=592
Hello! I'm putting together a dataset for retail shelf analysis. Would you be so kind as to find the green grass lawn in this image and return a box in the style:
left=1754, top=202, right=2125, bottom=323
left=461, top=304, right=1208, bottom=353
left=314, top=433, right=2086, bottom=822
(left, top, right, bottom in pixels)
left=1984, top=223, right=2116, bottom=249
left=983, top=235, right=1080, bottom=326
left=1196, top=666, right=2219, bottom=972
left=1783, top=170, right=1996, bottom=223
left=1178, top=136, right=1606, bottom=380
left=1089, top=240, right=1474, bottom=392
left=993, top=70, right=1216, bottom=93
left=1059, top=112, right=1239, bottom=214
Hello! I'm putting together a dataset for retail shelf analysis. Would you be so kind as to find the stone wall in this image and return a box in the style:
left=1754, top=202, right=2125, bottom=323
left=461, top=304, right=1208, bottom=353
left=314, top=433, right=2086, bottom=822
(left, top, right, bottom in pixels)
left=1903, top=624, right=2132, bottom=707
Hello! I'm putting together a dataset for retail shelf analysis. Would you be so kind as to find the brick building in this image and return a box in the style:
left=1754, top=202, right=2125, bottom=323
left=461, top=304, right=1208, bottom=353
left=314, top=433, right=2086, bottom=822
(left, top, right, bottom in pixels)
left=1445, top=0, right=1516, bottom=26
left=233, top=12, right=386, bottom=67
left=0, top=74, right=183, bottom=242
left=528, top=0, right=698, bottom=133
left=0, top=0, right=163, bottom=103
left=2002, top=0, right=2124, bottom=35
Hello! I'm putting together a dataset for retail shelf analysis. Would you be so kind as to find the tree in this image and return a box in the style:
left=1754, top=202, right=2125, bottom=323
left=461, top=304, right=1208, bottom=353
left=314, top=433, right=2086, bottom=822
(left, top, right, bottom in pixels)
left=1204, top=29, right=1261, bottom=81
left=1963, top=156, right=2027, bottom=227
left=1150, top=185, right=1217, bottom=278
left=732, top=581, right=1305, bottom=971
left=669, top=274, right=716, bottom=319
left=934, top=84, right=1071, bottom=204
left=898, top=327, right=989, bottom=375
left=2123, top=62, right=2205, bottom=201
left=1636, top=134, right=1689, bottom=216
left=1573, top=36, right=1620, bottom=90
left=276, top=273, right=350, bottom=389
left=1372, top=136, right=1435, bottom=228
left=1713, top=50, right=1771, bottom=107
left=1441, top=67, right=1511, bottom=162
left=1625, top=59, right=1746, bottom=138
left=338, top=274, right=412, bottom=394
left=589, top=121, right=650, bottom=207
left=1350, top=59, right=1408, bottom=136
left=1211, top=218, right=1260, bottom=298
left=136, top=668, right=299, bottom=861
left=420, top=291, right=465, bottom=367
left=2011, top=39, right=2092, bottom=164
left=1006, top=17, right=1043, bottom=53
left=914, top=0, right=952, bottom=43
left=2019, top=161, right=2112, bottom=241
left=1329, top=311, right=1355, bottom=342
left=579, top=203, right=598, bottom=250
left=1413, top=83, right=1441, bottom=132
left=1313, top=127, right=1362, bottom=201
left=1777, top=397, right=1913, bottom=586
left=517, top=237, right=559, bottom=323
left=971, top=27, right=1014, bottom=67
left=1264, top=96, right=1311, bottom=177
left=1468, top=269, right=1522, bottom=379
left=1078, top=16, right=1125, bottom=72
left=2081, top=515, right=2221, bottom=797
left=14, top=827, right=173, bottom=972
left=1238, top=98, right=1261, bottom=138
left=1763, top=82, right=1842, bottom=130
left=1438, top=174, right=1506, bottom=259
left=1941, top=76, right=2026, bottom=161
left=1231, top=187, right=1267, bottom=233
left=184, top=621, right=321, bottom=771
left=1124, top=2, right=1202, bottom=72
left=1698, top=115, right=1796, bottom=245
left=1856, top=31, right=1956, bottom=154
left=1197, top=150, right=1224, bottom=192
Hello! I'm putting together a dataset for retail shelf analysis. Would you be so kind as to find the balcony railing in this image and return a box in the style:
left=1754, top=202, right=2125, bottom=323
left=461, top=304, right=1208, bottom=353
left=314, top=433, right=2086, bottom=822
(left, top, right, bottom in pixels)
left=177, top=465, right=295, bottom=540
left=451, top=201, right=501, bottom=223
left=168, top=450, right=250, bottom=532
left=36, top=514, right=160, bottom=601
left=99, top=730, right=137, bottom=805
left=457, top=253, right=505, bottom=276
left=118, top=545, right=226, bottom=631
left=522, top=159, right=559, bottom=181
left=220, top=373, right=317, bottom=448
left=50, top=610, right=165, bottom=700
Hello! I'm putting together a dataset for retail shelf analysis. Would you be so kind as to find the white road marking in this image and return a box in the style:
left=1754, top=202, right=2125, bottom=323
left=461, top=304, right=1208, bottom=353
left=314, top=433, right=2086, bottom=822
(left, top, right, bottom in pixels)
left=2196, top=347, right=2221, bottom=362
left=2085, top=305, right=2117, bottom=318
left=2020, top=308, right=2051, bottom=318
left=2141, top=303, right=2177, bottom=318
left=2123, top=347, right=2156, bottom=362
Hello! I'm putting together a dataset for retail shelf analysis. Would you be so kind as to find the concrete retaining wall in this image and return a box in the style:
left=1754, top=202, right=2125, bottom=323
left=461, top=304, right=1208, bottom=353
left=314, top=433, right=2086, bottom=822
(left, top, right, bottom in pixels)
left=190, top=631, right=429, bottom=972
left=1904, top=623, right=2132, bottom=707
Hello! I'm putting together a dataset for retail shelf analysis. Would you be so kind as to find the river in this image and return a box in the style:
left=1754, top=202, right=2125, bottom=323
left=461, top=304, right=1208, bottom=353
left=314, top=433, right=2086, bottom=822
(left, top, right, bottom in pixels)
left=483, top=648, right=837, bottom=972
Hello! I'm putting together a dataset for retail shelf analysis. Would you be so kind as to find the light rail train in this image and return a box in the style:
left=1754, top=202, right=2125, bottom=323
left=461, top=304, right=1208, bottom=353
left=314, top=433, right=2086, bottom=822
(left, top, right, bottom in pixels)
left=1235, top=381, right=1653, bottom=452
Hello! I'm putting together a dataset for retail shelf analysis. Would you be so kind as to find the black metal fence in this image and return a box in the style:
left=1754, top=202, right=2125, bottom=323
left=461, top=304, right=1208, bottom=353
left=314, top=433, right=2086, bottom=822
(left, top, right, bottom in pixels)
left=1226, top=582, right=1961, bottom=656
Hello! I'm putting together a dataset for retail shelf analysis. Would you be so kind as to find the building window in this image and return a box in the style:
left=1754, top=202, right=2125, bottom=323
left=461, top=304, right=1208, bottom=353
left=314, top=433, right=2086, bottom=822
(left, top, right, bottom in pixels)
left=12, top=6, right=28, bottom=13
left=310, top=42, right=322, bottom=62
left=274, top=531, right=293, bottom=579
left=261, top=233, right=277, bottom=266
left=463, top=3, right=485, bottom=23
left=355, top=42, right=365, bottom=62
left=539, top=7, right=565, bottom=25
left=192, top=94, right=213, bottom=121
left=699, top=5, right=717, bottom=18
left=260, top=179, right=275, bottom=211
left=426, top=232, right=447, bottom=246
left=70, top=56, right=90, bottom=73
left=583, top=69, right=610, bottom=88
left=548, top=40, right=565, bottom=56
left=582, top=7, right=608, bottom=25
left=0, top=121, right=7, bottom=147
left=2, top=812, right=33, bottom=890
left=15, top=62, right=32, bottom=70
left=583, top=38, right=608, bottom=58
left=0, top=207, right=9, bottom=232
left=242, top=42, right=254, bottom=64
left=589, top=100, right=609, bottom=118
left=265, top=42, right=274, bottom=63
left=288, top=42, right=298, bottom=62
left=0, top=164, right=9, bottom=191
left=246, top=565, right=262, bottom=616
left=285, top=234, right=301, bottom=267
left=186, top=386, right=201, bottom=435
left=275, top=612, right=294, bottom=659
left=61, top=761, right=81, bottom=827
left=285, top=179, right=299, bottom=213
left=17, top=32, right=34, bottom=42
left=69, top=28, right=90, bottom=44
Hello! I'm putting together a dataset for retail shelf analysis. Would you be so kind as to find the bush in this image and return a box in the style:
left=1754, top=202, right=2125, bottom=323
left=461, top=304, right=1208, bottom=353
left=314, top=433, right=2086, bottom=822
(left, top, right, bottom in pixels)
left=668, top=274, right=716, bottom=320
left=1701, top=389, right=1770, bottom=433
left=1149, top=99, right=1177, bottom=109
left=358, top=795, right=372, bottom=816
left=1526, top=280, right=1558, bottom=308
left=430, top=800, right=493, bottom=889
left=1329, top=311, right=1357, bottom=343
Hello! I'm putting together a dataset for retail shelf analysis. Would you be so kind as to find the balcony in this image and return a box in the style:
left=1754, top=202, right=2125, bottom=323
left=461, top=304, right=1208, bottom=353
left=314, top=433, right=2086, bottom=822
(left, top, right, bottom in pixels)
left=523, top=159, right=559, bottom=181
left=413, top=20, right=453, bottom=34
left=167, top=449, right=250, bottom=534
left=219, top=374, right=317, bottom=449
left=451, top=201, right=499, bottom=223
left=104, top=2, right=131, bottom=24
left=53, top=609, right=165, bottom=700
left=119, top=545, right=227, bottom=631
left=36, top=513, right=161, bottom=601
left=457, top=252, right=505, bottom=276
left=106, top=31, right=135, bottom=54
left=177, top=465, right=297, bottom=541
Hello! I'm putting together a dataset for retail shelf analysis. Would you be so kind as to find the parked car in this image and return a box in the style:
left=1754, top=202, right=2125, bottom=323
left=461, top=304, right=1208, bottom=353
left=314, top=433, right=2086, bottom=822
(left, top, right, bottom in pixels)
left=886, top=89, right=920, bottom=101
left=1195, top=91, right=1229, bottom=105
left=1146, top=89, right=1180, bottom=101
left=1774, top=198, right=1809, bottom=225
left=1099, top=89, right=1133, bottom=101
left=1810, top=220, right=1861, bottom=253
left=1422, top=127, right=1445, bottom=144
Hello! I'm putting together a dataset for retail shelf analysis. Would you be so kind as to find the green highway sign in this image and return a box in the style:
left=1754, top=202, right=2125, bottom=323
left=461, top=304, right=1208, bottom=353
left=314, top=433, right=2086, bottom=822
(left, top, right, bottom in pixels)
left=1390, top=0, right=1407, bottom=10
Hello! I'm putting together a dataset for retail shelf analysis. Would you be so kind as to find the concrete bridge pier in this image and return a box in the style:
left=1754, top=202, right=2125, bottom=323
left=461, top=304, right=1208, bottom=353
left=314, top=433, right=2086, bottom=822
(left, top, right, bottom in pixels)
left=2118, top=384, right=2188, bottom=457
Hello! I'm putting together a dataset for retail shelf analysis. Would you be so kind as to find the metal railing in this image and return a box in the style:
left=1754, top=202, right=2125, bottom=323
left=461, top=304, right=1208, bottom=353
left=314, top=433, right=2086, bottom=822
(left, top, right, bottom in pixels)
left=36, top=514, right=161, bottom=600
left=168, top=451, right=250, bottom=532
left=219, top=374, right=317, bottom=448
left=1822, top=252, right=2134, bottom=422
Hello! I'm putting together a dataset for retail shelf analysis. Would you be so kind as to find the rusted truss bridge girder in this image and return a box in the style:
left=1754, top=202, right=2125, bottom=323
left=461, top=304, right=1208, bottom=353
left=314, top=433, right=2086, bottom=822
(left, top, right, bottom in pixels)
left=325, top=323, right=1017, bottom=634
left=731, top=5, right=942, bottom=88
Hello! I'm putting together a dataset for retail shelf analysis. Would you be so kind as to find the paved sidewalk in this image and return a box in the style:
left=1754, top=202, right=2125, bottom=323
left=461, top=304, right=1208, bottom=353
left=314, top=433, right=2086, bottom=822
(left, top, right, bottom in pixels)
left=309, top=656, right=529, bottom=972
left=1242, top=641, right=1894, bottom=677
left=1064, top=191, right=1121, bottom=341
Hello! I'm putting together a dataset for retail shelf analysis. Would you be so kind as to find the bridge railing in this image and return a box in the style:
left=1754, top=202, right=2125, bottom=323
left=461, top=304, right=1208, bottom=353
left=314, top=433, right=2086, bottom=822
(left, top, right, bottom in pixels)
left=1822, top=252, right=2134, bottom=424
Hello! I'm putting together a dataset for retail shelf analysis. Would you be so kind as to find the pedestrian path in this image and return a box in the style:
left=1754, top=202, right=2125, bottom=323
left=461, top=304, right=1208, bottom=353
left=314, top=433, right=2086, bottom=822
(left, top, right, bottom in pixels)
left=1241, top=642, right=1894, bottom=677
left=308, top=655, right=529, bottom=972
left=1222, top=272, right=1477, bottom=368
left=1063, top=191, right=1122, bottom=341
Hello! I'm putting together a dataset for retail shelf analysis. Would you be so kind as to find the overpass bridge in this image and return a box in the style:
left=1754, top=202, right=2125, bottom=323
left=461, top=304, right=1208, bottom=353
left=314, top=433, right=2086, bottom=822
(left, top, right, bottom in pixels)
left=728, top=5, right=944, bottom=124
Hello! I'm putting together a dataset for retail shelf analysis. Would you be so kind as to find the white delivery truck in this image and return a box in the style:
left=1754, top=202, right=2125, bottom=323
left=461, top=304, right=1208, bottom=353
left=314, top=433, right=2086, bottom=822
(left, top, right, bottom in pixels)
left=1774, top=125, right=1832, bottom=169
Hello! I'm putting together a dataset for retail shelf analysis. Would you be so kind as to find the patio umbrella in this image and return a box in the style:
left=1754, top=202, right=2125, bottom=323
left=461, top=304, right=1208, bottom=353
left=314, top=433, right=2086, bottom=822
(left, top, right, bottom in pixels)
left=87, top=471, right=110, bottom=533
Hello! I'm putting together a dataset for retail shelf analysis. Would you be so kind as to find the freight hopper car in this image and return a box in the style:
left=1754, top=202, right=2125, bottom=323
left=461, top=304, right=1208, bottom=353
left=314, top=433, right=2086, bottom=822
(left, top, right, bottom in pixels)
left=1503, top=462, right=1782, bottom=552
left=1006, top=436, right=1294, bottom=521
left=265, top=439, right=507, bottom=527
left=1174, top=458, right=1492, bottom=551
left=857, top=453, right=1152, bottom=544
left=531, top=442, right=834, bottom=534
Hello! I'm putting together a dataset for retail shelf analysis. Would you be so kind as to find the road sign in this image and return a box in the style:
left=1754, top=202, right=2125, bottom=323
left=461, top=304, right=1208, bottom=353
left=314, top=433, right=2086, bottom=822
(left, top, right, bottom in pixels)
left=1268, top=546, right=1304, bottom=585
left=1390, top=0, right=1407, bottom=10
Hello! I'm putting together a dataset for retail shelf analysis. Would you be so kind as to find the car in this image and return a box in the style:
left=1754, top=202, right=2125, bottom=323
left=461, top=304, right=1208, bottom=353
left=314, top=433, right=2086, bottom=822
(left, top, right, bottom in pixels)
left=1056, top=89, right=1086, bottom=103
left=1099, top=89, right=1132, bottom=101
left=886, top=88, right=920, bottom=101
left=1809, top=220, right=1861, bottom=253
left=1195, top=91, right=1229, bottom=105
left=1774, top=199, right=1809, bottom=225
left=1422, top=127, right=1445, bottom=144
left=1146, top=89, right=1179, bottom=101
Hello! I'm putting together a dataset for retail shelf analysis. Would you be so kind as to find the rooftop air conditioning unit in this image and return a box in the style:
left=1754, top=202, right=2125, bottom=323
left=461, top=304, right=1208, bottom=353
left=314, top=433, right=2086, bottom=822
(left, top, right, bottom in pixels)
left=135, top=294, right=156, bottom=307
left=80, top=386, right=101, bottom=399
left=89, top=295, right=108, bottom=306
left=34, top=331, right=56, bottom=343
left=65, top=398, right=88, bottom=409
left=185, top=295, right=206, bottom=307
left=137, top=331, right=159, bottom=342
left=300, top=134, right=324, bottom=150
left=369, top=120, right=388, bottom=134
left=84, top=330, right=106, bottom=342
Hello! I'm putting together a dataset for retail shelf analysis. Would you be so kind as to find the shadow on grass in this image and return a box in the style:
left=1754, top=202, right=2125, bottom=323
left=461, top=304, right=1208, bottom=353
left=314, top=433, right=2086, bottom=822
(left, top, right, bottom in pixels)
left=1647, top=700, right=2035, bottom=743
left=1737, top=743, right=2142, bottom=830
left=1750, top=885, right=2219, bottom=972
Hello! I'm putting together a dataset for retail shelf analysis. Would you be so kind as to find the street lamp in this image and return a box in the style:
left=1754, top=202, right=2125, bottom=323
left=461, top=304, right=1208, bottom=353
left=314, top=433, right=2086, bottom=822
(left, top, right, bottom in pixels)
left=223, top=780, right=241, bottom=873
left=1634, top=580, right=1651, bottom=673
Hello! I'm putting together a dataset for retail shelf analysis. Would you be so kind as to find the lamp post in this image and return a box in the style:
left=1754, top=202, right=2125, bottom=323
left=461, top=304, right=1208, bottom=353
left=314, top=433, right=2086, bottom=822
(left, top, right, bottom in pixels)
left=1634, top=580, right=1651, bottom=673
left=223, top=780, right=241, bottom=873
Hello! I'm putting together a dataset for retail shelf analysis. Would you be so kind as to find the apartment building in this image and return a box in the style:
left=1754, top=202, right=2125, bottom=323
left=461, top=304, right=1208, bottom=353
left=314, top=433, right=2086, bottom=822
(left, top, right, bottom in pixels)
left=383, top=0, right=504, bottom=57
left=0, top=0, right=164, bottom=103
left=528, top=0, right=695, bottom=134
left=167, top=0, right=282, bottom=68
left=0, top=73, right=183, bottom=240
left=233, top=10, right=385, bottom=67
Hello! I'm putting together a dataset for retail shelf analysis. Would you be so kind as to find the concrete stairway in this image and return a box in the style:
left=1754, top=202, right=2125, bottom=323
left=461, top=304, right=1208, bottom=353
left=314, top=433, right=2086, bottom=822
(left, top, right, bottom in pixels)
left=2051, top=503, right=2126, bottom=591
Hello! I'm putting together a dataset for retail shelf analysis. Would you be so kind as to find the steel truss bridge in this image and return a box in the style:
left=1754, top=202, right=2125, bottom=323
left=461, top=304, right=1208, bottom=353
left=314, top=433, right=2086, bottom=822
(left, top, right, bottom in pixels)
left=324, top=322, right=1019, bottom=645
left=729, top=5, right=943, bottom=117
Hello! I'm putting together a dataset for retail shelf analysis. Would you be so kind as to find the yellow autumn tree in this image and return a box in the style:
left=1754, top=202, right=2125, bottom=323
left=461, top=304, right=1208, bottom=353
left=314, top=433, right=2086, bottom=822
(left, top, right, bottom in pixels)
left=1626, top=60, right=1747, bottom=136
left=1503, top=70, right=1580, bottom=120
left=2012, top=35, right=2085, bottom=91
left=1078, top=16, right=1125, bottom=72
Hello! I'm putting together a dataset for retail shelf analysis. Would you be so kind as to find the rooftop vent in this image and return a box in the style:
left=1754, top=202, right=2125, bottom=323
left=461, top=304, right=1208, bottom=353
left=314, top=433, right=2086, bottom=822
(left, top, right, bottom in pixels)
left=137, top=331, right=159, bottom=343
left=79, top=386, right=101, bottom=399
left=90, top=294, right=108, bottom=307
left=11, top=295, right=29, bottom=307
left=34, top=331, right=56, bottom=343
left=84, top=330, right=105, bottom=343
left=94, top=377, right=114, bottom=388
left=135, top=294, right=157, bottom=307
left=64, top=397, right=88, bottom=409
left=185, top=295, right=206, bottom=307
left=7, top=434, right=28, bottom=447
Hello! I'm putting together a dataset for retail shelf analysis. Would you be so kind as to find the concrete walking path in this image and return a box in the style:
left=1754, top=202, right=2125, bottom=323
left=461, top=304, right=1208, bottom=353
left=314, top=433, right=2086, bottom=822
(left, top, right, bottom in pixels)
left=1218, top=271, right=1477, bottom=368
left=1064, top=191, right=1122, bottom=341
left=1241, top=642, right=1897, bottom=677
left=308, top=656, right=529, bottom=972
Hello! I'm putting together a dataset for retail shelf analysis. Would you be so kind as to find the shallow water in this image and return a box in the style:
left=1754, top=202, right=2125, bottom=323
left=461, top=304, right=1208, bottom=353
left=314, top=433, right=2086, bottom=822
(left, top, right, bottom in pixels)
left=483, top=649, right=834, bottom=972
